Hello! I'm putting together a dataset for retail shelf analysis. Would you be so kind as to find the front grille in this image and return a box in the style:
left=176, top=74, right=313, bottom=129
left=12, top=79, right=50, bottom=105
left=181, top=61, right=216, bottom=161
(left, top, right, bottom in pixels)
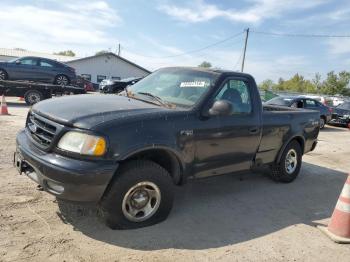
left=27, top=112, right=57, bottom=148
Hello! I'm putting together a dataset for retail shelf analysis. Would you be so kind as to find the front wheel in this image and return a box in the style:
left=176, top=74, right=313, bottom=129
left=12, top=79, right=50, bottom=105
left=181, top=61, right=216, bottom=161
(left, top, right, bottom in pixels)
left=0, top=69, right=7, bottom=81
left=100, top=160, right=174, bottom=229
left=320, top=117, right=326, bottom=129
left=269, top=141, right=302, bottom=183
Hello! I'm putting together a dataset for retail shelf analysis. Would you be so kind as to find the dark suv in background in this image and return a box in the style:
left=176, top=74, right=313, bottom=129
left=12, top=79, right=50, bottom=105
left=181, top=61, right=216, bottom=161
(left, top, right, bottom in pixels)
left=266, top=96, right=332, bottom=129
left=329, top=101, right=350, bottom=127
left=0, top=56, right=76, bottom=85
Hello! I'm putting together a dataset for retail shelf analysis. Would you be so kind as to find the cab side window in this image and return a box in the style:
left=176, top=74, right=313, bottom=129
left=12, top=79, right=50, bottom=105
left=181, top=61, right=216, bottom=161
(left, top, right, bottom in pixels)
left=304, top=99, right=316, bottom=108
left=214, top=79, right=252, bottom=114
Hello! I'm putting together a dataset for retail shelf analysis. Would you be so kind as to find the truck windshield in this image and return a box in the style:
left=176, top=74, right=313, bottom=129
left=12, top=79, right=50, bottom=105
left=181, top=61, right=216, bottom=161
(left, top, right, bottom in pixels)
left=128, top=68, right=219, bottom=108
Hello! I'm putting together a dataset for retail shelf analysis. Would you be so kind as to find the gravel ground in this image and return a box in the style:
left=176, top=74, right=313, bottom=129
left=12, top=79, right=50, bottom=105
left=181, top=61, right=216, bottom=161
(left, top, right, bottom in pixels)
left=1, top=97, right=350, bottom=262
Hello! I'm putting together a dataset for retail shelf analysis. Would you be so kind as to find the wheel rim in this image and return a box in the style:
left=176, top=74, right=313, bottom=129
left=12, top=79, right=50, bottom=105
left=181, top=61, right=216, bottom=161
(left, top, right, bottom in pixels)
left=56, top=75, right=68, bottom=86
left=27, top=92, right=41, bottom=104
left=320, top=118, right=325, bottom=129
left=285, top=149, right=298, bottom=174
left=122, top=181, right=161, bottom=222
left=0, top=70, right=5, bottom=80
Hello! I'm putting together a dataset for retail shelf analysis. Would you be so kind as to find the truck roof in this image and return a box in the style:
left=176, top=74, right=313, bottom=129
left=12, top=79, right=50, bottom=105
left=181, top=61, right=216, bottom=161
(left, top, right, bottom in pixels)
left=161, top=66, right=254, bottom=78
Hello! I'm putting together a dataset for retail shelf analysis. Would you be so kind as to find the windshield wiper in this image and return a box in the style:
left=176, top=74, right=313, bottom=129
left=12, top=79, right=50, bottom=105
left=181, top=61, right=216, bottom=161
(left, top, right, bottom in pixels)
left=136, top=92, right=173, bottom=108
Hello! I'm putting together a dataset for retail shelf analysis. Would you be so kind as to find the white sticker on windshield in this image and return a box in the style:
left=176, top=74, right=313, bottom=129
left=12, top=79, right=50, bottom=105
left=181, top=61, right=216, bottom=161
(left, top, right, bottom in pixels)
left=180, top=81, right=207, bottom=88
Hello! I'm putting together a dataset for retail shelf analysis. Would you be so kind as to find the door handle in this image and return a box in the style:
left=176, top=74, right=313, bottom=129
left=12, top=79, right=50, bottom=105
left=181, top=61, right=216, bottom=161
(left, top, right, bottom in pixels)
left=249, top=127, right=259, bottom=134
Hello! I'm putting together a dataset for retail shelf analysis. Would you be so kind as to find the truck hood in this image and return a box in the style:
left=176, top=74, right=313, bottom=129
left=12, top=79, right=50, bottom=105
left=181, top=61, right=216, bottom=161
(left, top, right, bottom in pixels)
left=32, top=94, right=167, bottom=129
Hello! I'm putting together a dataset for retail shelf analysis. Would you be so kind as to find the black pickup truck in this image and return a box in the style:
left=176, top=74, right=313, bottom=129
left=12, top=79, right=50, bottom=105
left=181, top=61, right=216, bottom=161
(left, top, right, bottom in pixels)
left=14, top=67, right=320, bottom=229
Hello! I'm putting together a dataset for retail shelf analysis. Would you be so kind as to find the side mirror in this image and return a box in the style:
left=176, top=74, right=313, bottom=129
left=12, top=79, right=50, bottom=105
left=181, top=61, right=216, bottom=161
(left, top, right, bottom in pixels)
left=208, top=100, right=232, bottom=116
left=15, top=60, right=21, bottom=64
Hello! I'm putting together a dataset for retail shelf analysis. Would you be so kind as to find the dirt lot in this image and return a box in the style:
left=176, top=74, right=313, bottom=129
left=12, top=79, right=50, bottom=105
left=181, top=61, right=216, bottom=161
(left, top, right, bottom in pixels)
left=1, top=97, right=350, bottom=261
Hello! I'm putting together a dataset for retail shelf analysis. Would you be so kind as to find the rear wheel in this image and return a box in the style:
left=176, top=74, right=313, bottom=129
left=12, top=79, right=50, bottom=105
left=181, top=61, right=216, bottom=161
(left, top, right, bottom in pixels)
left=24, top=90, right=44, bottom=105
left=269, top=141, right=302, bottom=183
left=100, top=160, right=174, bottom=229
left=0, top=69, right=7, bottom=81
left=54, top=75, right=69, bottom=86
left=320, top=116, right=326, bottom=129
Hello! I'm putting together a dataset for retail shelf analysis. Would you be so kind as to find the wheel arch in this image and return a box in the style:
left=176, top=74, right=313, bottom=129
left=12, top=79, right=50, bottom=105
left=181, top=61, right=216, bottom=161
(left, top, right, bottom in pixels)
left=119, top=147, right=185, bottom=185
left=275, top=136, right=305, bottom=164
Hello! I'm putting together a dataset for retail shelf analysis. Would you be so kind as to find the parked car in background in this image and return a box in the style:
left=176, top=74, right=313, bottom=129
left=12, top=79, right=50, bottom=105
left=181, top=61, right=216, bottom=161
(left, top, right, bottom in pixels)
left=76, top=76, right=95, bottom=92
left=265, top=96, right=331, bottom=129
left=329, top=101, right=350, bottom=127
left=99, top=77, right=142, bottom=94
left=0, top=56, right=76, bottom=85
left=330, top=97, right=345, bottom=107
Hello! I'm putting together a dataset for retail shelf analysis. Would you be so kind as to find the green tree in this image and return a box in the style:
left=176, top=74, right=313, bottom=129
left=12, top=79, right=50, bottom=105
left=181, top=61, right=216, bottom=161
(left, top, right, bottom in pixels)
left=312, top=73, right=322, bottom=92
left=198, top=61, right=212, bottom=68
left=259, top=79, right=275, bottom=91
left=256, top=71, right=350, bottom=96
left=321, top=71, right=350, bottom=95
left=54, top=50, right=75, bottom=57
left=272, top=74, right=317, bottom=93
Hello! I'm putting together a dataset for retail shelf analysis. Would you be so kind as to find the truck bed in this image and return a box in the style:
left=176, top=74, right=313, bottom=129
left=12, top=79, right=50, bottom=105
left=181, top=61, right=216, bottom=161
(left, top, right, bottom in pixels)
left=255, top=104, right=320, bottom=165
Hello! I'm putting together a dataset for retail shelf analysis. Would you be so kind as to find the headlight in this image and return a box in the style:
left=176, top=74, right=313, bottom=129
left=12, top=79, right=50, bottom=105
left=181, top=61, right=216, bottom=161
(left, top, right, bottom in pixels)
left=57, top=131, right=106, bottom=156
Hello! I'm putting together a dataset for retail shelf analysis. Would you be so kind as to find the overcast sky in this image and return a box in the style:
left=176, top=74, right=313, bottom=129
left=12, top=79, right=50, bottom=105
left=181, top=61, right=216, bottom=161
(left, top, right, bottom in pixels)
left=1, top=0, right=350, bottom=82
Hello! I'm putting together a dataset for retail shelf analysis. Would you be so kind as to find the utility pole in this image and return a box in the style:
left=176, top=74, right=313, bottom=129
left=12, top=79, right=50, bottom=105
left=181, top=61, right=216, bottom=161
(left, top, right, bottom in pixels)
left=118, top=43, right=121, bottom=56
left=241, top=28, right=249, bottom=72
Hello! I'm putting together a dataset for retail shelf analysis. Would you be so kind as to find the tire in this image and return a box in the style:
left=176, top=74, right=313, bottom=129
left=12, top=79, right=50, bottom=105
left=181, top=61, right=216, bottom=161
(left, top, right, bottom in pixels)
left=100, top=160, right=174, bottom=229
left=320, top=116, right=326, bottom=129
left=24, top=90, right=44, bottom=105
left=0, top=69, right=8, bottom=81
left=269, top=140, right=302, bottom=183
left=54, top=74, right=70, bottom=86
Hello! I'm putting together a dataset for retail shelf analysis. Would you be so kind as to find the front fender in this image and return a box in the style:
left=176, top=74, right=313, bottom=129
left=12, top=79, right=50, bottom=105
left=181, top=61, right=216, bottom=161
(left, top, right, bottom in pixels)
left=117, top=143, right=186, bottom=170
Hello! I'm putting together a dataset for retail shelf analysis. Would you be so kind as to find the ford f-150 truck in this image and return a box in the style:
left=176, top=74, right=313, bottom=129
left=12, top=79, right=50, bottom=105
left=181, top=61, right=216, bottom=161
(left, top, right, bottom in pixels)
left=14, top=67, right=320, bottom=229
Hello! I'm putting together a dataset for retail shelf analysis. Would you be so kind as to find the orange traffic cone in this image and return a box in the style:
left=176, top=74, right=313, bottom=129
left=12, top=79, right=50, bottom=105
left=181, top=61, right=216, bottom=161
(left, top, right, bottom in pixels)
left=1, top=95, right=9, bottom=115
left=318, top=174, right=350, bottom=243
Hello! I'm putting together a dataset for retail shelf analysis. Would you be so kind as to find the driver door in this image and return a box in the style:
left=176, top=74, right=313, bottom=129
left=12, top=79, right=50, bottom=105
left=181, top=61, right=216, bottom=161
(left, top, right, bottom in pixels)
left=193, top=78, right=262, bottom=178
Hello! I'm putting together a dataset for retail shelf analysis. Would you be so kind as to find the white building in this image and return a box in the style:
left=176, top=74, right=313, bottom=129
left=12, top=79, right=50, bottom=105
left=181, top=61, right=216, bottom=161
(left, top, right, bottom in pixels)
left=0, top=48, right=151, bottom=84
left=66, top=52, right=150, bottom=84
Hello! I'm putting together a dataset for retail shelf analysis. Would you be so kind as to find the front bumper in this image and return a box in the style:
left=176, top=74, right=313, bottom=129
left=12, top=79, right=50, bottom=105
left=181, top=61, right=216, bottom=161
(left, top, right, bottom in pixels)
left=328, top=118, right=349, bottom=127
left=15, top=129, right=118, bottom=202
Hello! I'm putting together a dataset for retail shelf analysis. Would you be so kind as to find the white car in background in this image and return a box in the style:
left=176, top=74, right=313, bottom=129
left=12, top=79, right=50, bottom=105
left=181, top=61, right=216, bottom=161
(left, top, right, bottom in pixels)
left=330, top=97, right=344, bottom=107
